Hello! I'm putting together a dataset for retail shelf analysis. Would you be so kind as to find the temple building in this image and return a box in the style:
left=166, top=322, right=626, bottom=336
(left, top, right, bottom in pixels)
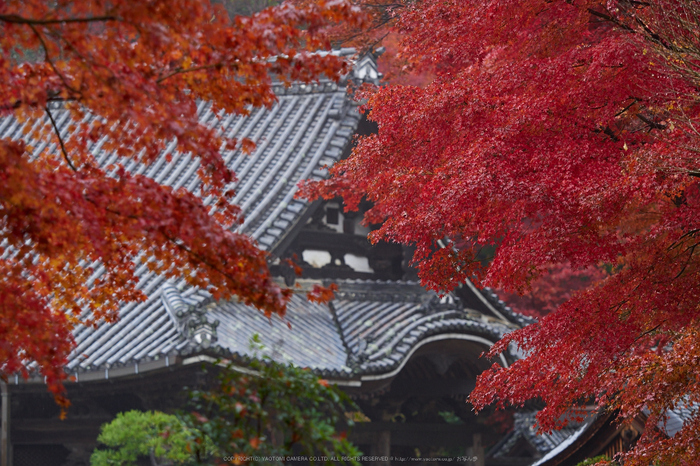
left=2, top=50, right=631, bottom=466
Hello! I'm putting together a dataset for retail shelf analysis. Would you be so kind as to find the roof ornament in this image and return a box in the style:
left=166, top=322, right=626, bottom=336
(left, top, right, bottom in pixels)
left=419, top=291, right=459, bottom=314
left=185, top=306, right=219, bottom=349
left=161, top=283, right=219, bottom=348
left=350, top=47, right=384, bottom=86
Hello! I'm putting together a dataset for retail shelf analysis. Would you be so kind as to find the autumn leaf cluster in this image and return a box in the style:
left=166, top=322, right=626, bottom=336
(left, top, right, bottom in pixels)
left=302, top=0, right=700, bottom=463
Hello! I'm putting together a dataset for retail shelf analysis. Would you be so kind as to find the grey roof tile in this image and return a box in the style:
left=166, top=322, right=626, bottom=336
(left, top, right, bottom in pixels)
left=209, top=294, right=348, bottom=373
left=656, top=401, right=697, bottom=437
left=480, top=285, right=536, bottom=326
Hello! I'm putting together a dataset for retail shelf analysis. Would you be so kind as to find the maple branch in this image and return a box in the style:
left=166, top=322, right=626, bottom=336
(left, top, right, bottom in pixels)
left=587, top=8, right=634, bottom=32
left=45, top=106, right=77, bottom=172
left=587, top=4, right=682, bottom=54
left=672, top=242, right=698, bottom=280
left=87, top=198, right=258, bottom=289
left=57, top=34, right=117, bottom=84
left=336, top=26, right=391, bottom=49
left=332, top=2, right=403, bottom=48
left=594, top=125, right=620, bottom=142
left=364, top=32, right=392, bottom=57
left=0, top=100, right=23, bottom=112
left=615, top=98, right=638, bottom=117
left=636, top=114, right=667, bottom=131
left=100, top=204, right=137, bottom=220
left=602, top=320, right=666, bottom=378
left=0, top=14, right=118, bottom=25
left=161, top=231, right=255, bottom=290
left=634, top=323, right=664, bottom=343
left=667, top=229, right=699, bottom=250
left=632, top=15, right=677, bottom=52
left=28, top=23, right=79, bottom=95
left=0, top=97, right=72, bottom=112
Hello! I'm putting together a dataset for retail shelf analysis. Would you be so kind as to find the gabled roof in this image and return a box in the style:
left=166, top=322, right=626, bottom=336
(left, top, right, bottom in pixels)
left=59, top=71, right=363, bottom=376
left=5, top=50, right=360, bottom=378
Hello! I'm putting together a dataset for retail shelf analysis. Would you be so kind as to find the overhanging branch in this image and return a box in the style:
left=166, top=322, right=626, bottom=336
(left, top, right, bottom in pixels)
left=45, top=106, right=76, bottom=171
left=0, top=14, right=118, bottom=25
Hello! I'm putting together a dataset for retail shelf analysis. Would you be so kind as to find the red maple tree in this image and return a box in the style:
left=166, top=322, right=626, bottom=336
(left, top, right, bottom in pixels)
left=0, top=0, right=360, bottom=409
left=302, top=1, right=700, bottom=463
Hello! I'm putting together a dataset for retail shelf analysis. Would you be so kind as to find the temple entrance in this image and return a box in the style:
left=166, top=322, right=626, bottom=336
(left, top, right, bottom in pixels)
left=347, top=339, right=511, bottom=465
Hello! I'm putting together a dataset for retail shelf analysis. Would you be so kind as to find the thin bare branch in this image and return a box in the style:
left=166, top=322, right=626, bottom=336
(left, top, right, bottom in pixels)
left=672, top=242, right=699, bottom=280
left=45, top=106, right=77, bottom=171
left=0, top=14, right=118, bottom=25
left=28, top=23, right=79, bottom=95
left=615, top=98, right=638, bottom=117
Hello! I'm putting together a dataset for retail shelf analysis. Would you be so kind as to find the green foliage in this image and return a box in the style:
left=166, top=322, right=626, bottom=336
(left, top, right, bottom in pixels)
left=92, top=339, right=361, bottom=465
left=437, top=411, right=463, bottom=425
left=186, top=345, right=361, bottom=464
left=91, top=410, right=196, bottom=466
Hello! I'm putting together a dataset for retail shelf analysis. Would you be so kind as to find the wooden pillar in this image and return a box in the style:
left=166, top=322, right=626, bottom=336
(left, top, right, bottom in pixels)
left=370, top=430, right=391, bottom=466
left=1, top=381, right=10, bottom=466
left=472, top=433, right=484, bottom=466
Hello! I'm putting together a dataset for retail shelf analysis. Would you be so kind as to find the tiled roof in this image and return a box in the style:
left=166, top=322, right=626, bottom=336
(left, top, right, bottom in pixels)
left=490, top=411, right=591, bottom=461
left=6, top=53, right=360, bottom=377
left=529, top=420, right=595, bottom=466
left=155, top=278, right=515, bottom=379
left=208, top=292, right=350, bottom=376
left=61, top=79, right=360, bottom=373
left=516, top=402, right=698, bottom=465
left=479, top=285, right=537, bottom=327
left=659, top=402, right=697, bottom=437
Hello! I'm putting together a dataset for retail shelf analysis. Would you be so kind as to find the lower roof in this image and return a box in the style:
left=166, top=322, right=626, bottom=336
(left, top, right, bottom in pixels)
left=171, top=279, right=517, bottom=378
left=19, top=278, right=518, bottom=386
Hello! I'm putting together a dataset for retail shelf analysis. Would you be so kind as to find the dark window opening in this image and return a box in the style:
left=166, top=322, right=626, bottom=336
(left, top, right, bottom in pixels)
left=326, top=207, right=339, bottom=225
